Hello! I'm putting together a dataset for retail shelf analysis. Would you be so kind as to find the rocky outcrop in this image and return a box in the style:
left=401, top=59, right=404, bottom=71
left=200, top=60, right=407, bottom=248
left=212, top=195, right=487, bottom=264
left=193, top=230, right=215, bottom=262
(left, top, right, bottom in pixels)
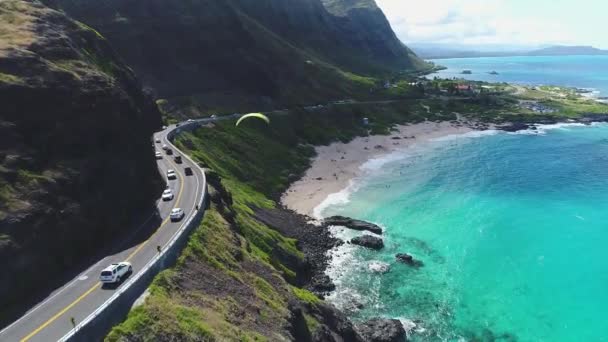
left=325, top=215, right=383, bottom=234
left=396, top=253, right=424, bottom=268
left=0, top=0, right=162, bottom=323
left=351, top=235, right=384, bottom=250
left=356, top=318, right=407, bottom=342
left=498, top=122, right=533, bottom=132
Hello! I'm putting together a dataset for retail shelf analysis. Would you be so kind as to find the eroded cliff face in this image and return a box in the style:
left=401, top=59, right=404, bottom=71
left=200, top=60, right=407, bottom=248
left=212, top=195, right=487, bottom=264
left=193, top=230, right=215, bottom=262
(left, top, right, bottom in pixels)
left=41, top=0, right=425, bottom=109
left=0, top=0, right=162, bottom=321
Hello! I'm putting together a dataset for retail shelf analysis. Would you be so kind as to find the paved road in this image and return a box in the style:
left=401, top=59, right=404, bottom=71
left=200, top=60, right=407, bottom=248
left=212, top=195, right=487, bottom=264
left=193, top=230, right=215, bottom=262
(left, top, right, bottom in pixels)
left=0, top=124, right=205, bottom=342
left=0, top=100, right=410, bottom=342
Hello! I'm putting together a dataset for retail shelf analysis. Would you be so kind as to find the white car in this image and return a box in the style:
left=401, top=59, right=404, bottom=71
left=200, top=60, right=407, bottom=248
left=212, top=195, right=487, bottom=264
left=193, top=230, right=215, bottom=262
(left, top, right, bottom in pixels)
left=155, top=151, right=162, bottom=159
left=100, top=262, right=132, bottom=284
left=155, top=138, right=161, bottom=143
left=161, top=144, right=169, bottom=151
left=170, top=208, right=185, bottom=222
left=210, top=114, right=217, bottom=119
left=162, top=189, right=174, bottom=201
left=167, top=169, right=177, bottom=180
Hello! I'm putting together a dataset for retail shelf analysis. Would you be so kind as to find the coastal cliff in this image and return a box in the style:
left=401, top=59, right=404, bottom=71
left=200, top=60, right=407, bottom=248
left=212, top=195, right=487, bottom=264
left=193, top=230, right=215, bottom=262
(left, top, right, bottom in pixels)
left=108, top=105, right=426, bottom=340
left=0, top=0, right=162, bottom=322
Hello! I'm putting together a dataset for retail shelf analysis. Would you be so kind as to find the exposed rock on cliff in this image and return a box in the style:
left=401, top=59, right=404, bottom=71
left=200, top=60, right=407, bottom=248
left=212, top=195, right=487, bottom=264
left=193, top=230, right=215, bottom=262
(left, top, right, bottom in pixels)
left=0, top=0, right=162, bottom=322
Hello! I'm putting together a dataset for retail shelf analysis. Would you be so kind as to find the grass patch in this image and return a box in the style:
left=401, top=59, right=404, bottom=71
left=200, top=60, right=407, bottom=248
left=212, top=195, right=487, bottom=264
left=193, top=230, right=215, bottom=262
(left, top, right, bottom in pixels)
left=252, top=276, right=286, bottom=313
left=0, top=72, right=24, bottom=84
left=106, top=296, right=214, bottom=342
left=16, top=169, right=52, bottom=187
left=291, top=286, right=321, bottom=305
left=0, top=179, right=14, bottom=203
left=303, top=313, right=320, bottom=334
left=179, top=209, right=243, bottom=281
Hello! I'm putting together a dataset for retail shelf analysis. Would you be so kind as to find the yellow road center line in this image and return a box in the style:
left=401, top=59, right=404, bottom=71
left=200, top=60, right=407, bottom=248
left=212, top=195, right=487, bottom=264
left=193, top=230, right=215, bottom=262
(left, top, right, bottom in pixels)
left=20, top=285, right=98, bottom=342
left=21, top=150, right=188, bottom=341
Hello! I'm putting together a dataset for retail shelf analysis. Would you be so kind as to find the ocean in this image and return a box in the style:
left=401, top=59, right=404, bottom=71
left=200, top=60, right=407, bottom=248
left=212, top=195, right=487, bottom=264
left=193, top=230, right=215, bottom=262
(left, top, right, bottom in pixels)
left=428, top=55, right=608, bottom=99
left=318, top=124, right=608, bottom=338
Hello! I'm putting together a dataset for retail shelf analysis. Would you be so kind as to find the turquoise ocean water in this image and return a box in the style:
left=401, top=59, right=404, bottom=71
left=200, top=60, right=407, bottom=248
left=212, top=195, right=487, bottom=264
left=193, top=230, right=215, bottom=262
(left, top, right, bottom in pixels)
left=428, top=55, right=608, bottom=98
left=319, top=114, right=608, bottom=338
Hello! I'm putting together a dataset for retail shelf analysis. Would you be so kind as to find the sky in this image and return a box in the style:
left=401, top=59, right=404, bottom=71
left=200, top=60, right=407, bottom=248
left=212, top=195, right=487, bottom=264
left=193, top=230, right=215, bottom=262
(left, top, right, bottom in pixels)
left=375, top=0, right=608, bottom=49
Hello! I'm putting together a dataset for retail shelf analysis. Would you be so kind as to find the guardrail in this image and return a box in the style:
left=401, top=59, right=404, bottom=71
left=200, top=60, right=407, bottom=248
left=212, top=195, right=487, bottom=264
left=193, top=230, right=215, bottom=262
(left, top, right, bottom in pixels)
left=59, top=124, right=208, bottom=341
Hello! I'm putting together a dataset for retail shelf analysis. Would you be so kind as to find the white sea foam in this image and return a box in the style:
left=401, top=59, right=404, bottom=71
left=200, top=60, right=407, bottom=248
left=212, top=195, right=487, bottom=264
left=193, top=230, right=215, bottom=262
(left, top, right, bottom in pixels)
left=315, top=148, right=417, bottom=218
left=312, top=179, right=361, bottom=219
left=536, top=122, right=586, bottom=130
left=508, top=122, right=588, bottom=135
left=360, top=149, right=412, bottom=172
left=368, top=261, right=391, bottom=274
left=430, top=129, right=500, bottom=142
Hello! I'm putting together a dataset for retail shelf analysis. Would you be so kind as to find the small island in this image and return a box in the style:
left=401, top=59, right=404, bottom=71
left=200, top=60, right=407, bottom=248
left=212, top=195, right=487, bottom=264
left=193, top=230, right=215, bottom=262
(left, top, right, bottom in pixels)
left=461, top=69, right=473, bottom=74
left=489, top=71, right=499, bottom=75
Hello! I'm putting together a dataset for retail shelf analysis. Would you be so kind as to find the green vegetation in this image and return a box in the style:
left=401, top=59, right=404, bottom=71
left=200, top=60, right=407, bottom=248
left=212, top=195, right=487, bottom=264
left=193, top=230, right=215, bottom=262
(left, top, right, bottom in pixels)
left=47, top=0, right=427, bottom=117
left=0, top=179, right=13, bottom=204
left=106, top=296, right=214, bottom=342
left=292, top=287, right=321, bottom=305
left=75, top=21, right=105, bottom=40
left=304, top=313, right=321, bottom=334
left=422, top=77, right=608, bottom=122
left=113, top=101, right=446, bottom=339
left=16, top=169, right=52, bottom=187
left=0, top=72, right=24, bottom=84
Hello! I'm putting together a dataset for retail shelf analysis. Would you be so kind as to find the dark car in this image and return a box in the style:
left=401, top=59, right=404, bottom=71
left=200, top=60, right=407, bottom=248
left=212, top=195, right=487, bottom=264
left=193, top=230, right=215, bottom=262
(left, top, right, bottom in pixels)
left=166, top=149, right=173, bottom=155
left=174, top=155, right=182, bottom=164
left=184, top=167, right=193, bottom=176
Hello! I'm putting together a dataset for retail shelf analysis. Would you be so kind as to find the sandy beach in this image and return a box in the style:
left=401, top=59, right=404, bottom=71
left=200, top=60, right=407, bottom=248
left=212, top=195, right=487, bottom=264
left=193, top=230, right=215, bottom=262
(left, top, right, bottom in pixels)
left=281, top=121, right=481, bottom=217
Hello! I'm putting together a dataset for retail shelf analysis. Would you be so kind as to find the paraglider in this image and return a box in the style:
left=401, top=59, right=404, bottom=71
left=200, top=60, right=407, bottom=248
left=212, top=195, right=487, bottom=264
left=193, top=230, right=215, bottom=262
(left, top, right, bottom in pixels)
left=235, top=113, right=270, bottom=127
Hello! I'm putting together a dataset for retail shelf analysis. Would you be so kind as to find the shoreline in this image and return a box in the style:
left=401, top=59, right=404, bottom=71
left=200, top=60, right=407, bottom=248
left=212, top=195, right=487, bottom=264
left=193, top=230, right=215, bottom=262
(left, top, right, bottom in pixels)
left=281, top=120, right=485, bottom=217
left=281, top=116, right=608, bottom=218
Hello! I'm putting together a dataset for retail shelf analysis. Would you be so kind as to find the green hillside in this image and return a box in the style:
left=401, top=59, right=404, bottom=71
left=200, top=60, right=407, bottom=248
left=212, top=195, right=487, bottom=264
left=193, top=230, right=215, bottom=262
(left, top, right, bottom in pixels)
left=42, top=0, right=429, bottom=113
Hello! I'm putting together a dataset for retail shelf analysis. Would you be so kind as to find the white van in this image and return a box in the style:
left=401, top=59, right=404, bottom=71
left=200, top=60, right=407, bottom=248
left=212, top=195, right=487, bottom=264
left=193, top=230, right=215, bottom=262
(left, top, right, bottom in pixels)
left=99, top=262, right=132, bottom=284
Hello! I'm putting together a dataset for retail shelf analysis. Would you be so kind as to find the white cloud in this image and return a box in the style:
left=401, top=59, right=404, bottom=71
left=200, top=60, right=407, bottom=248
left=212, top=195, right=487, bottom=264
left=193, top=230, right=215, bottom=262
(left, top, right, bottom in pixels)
left=376, top=0, right=577, bottom=47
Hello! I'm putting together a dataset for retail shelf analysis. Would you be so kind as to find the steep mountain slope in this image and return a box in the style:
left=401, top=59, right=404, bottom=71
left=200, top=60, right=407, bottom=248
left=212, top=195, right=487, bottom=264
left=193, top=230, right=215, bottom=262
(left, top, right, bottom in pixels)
left=42, top=0, right=427, bottom=111
left=0, top=0, right=162, bottom=322
left=321, top=0, right=422, bottom=69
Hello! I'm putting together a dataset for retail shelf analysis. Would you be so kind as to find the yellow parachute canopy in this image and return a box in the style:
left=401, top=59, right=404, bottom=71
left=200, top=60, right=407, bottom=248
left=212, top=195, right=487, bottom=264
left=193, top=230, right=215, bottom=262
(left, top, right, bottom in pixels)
left=235, top=113, right=270, bottom=127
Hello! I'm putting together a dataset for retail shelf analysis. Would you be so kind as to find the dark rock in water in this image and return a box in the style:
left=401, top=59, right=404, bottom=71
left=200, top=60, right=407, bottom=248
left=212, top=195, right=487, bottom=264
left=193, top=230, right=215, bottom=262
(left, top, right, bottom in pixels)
left=310, top=274, right=336, bottom=294
left=356, top=318, right=407, bottom=342
left=351, top=235, right=384, bottom=250
left=315, top=303, right=361, bottom=341
left=498, top=122, right=531, bottom=132
left=324, top=215, right=383, bottom=234
left=396, top=253, right=424, bottom=268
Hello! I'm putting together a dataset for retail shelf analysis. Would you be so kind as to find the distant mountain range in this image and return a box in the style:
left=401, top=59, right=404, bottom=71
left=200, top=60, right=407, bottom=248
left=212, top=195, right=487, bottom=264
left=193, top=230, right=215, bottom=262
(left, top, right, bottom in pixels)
left=410, top=44, right=608, bottom=59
